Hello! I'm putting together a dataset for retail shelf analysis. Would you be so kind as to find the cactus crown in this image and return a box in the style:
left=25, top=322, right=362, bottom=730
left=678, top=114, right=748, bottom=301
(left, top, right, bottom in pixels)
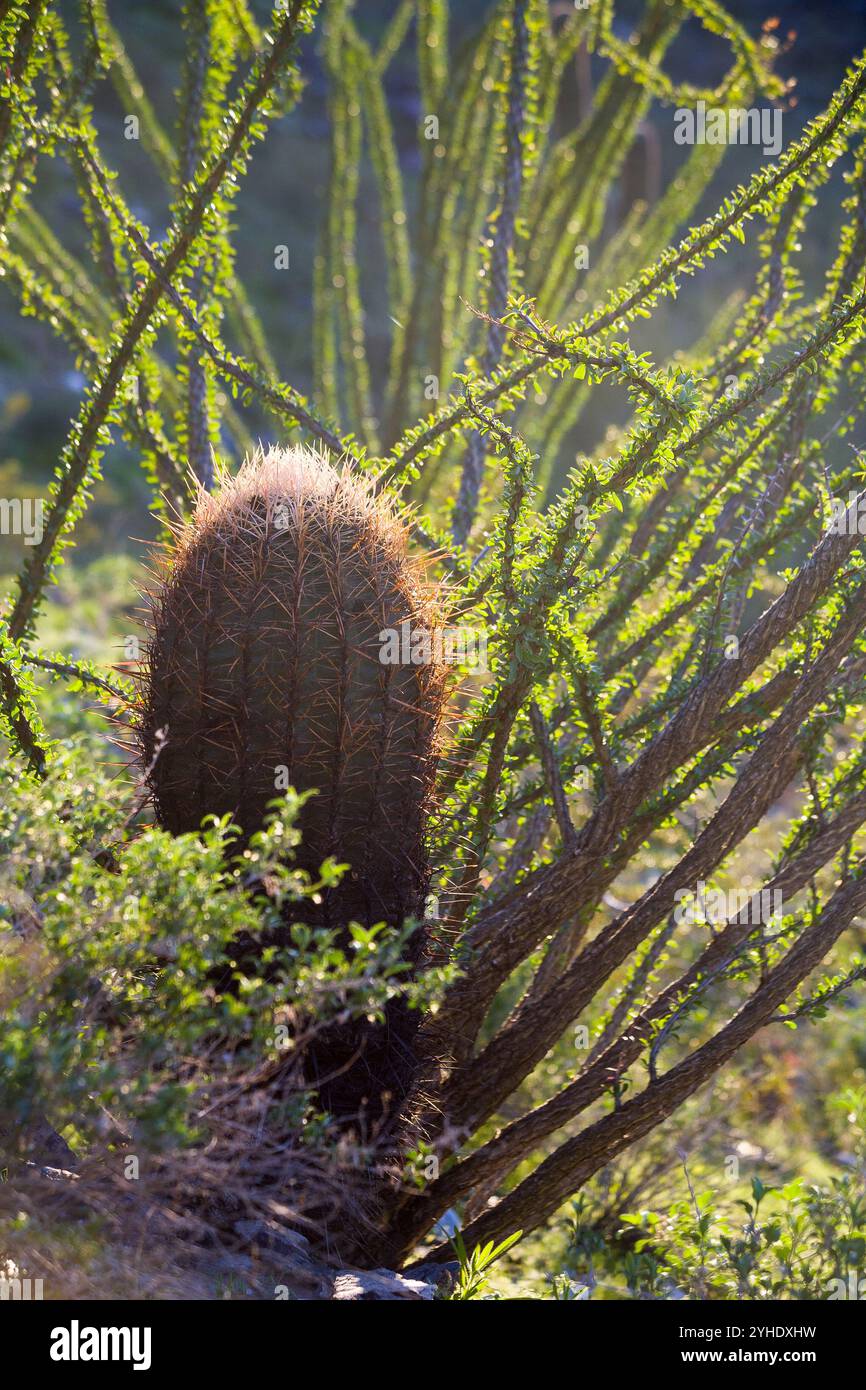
left=138, top=444, right=447, bottom=938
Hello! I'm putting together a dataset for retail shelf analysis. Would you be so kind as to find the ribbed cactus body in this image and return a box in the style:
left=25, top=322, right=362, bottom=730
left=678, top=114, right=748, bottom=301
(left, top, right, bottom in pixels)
left=138, top=445, right=446, bottom=1123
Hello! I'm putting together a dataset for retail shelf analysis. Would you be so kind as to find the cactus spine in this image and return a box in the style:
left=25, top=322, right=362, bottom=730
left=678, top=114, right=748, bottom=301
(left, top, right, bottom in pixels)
left=138, top=445, right=447, bottom=1123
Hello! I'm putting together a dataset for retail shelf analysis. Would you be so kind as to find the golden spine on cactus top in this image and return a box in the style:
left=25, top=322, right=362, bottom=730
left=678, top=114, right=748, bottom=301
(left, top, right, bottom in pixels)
left=137, top=444, right=448, bottom=940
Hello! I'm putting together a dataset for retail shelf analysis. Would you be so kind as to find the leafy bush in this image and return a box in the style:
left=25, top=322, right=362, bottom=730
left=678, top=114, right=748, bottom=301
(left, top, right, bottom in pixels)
left=0, top=744, right=448, bottom=1289
left=555, top=1167, right=866, bottom=1301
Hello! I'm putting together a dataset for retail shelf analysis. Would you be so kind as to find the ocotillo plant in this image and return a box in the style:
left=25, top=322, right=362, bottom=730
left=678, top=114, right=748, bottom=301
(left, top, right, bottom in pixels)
left=3, top=0, right=866, bottom=1279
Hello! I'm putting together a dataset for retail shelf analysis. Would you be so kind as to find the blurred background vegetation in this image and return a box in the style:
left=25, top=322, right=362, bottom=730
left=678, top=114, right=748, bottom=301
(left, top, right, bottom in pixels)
left=3, top=1, right=866, bottom=583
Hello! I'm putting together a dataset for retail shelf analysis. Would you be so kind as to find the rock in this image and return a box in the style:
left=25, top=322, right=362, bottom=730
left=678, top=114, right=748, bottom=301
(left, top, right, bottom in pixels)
left=234, top=1218, right=311, bottom=1258
left=18, top=1161, right=89, bottom=1219
left=4, top=1114, right=79, bottom=1170
left=331, top=1267, right=437, bottom=1300
left=407, top=1260, right=459, bottom=1292
left=234, top=1219, right=444, bottom=1300
left=234, top=1219, right=332, bottom=1298
left=28, top=1164, right=80, bottom=1182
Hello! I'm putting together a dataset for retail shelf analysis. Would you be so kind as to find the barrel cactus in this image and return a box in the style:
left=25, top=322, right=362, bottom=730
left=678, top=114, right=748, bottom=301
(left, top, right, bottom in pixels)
left=137, top=444, right=447, bottom=1125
